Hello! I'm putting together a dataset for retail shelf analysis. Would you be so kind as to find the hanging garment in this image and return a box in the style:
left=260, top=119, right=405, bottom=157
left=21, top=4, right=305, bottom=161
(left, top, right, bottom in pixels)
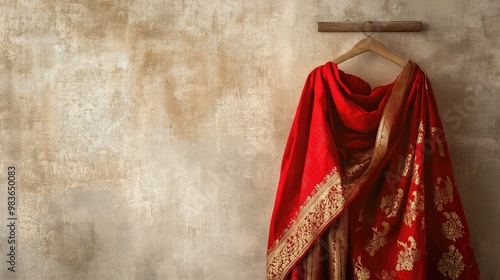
left=266, top=61, right=480, bottom=280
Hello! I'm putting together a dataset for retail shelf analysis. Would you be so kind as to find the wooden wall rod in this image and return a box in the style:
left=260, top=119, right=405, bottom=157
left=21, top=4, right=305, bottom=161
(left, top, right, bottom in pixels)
left=317, top=21, right=422, bottom=32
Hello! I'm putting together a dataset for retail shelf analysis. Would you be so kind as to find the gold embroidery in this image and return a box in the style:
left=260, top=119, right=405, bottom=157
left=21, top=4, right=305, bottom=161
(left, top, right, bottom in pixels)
left=380, top=188, right=404, bottom=218
left=431, top=127, right=446, bottom=157
left=416, top=121, right=425, bottom=144
left=267, top=168, right=352, bottom=280
left=438, top=245, right=465, bottom=280
left=411, top=164, right=421, bottom=185
left=403, top=191, right=425, bottom=227
left=366, top=221, right=391, bottom=256
left=396, top=236, right=421, bottom=271
left=342, top=159, right=371, bottom=186
left=375, top=270, right=398, bottom=280
left=441, top=212, right=465, bottom=242
left=354, top=256, right=370, bottom=280
left=330, top=211, right=348, bottom=280
left=434, top=176, right=453, bottom=211
left=400, top=144, right=413, bottom=177
left=300, top=212, right=348, bottom=280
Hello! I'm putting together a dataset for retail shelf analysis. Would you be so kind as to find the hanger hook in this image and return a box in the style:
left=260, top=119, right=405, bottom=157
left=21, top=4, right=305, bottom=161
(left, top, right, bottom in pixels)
left=361, top=20, right=375, bottom=38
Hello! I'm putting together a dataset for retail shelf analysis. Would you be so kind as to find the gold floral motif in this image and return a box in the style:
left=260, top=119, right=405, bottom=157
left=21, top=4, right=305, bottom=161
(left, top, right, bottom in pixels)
left=354, top=256, right=370, bottom=280
left=438, top=245, right=465, bottom=280
left=375, top=270, right=398, bottom=280
left=403, top=191, right=425, bottom=227
left=411, top=164, right=421, bottom=185
left=380, top=188, right=404, bottom=218
left=396, top=236, right=421, bottom=271
left=416, top=121, right=425, bottom=144
left=431, top=127, right=446, bottom=157
left=434, top=176, right=454, bottom=211
left=366, top=221, right=391, bottom=256
left=441, top=212, right=465, bottom=242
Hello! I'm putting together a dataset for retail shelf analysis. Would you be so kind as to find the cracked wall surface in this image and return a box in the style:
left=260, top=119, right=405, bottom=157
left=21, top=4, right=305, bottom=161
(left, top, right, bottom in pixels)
left=0, top=0, right=498, bottom=279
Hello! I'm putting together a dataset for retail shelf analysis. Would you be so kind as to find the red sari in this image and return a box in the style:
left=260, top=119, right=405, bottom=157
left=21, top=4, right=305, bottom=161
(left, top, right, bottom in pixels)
left=267, top=61, right=480, bottom=280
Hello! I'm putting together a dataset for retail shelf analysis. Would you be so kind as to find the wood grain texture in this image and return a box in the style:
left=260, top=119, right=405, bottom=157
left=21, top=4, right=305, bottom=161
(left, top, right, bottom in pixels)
left=318, top=21, right=422, bottom=32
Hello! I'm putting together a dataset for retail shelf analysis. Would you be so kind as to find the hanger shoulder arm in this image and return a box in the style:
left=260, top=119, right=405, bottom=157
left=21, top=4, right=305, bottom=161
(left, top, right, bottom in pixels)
left=369, top=39, right=408, bottom=67
left=332, top=38, right=369, bottom=64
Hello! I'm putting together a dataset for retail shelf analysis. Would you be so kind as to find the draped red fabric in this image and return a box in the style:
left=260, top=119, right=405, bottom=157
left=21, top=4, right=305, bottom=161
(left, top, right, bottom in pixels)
left=266, top=61, right=480, bottom=280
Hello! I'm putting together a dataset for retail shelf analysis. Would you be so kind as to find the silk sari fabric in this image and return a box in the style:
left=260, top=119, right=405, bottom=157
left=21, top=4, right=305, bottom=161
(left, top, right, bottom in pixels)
left=266, top=61, right=480, bottom=280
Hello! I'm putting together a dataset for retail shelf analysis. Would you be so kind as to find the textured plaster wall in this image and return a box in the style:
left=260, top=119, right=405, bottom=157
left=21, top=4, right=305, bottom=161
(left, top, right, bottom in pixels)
left=0, top=0, right=498, bottom=279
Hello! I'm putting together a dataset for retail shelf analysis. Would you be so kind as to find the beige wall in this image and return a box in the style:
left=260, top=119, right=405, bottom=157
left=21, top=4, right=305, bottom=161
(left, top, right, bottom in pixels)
left=1, top=0, right=498, bottom=279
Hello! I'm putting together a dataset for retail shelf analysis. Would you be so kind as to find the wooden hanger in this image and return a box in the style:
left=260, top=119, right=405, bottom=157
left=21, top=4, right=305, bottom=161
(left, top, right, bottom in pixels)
left=332, top=37, right=408, bottom=67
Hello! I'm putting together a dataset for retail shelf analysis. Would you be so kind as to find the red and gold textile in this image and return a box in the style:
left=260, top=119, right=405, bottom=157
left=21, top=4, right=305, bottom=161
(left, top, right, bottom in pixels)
left=267, top=61, right=480, bottom=280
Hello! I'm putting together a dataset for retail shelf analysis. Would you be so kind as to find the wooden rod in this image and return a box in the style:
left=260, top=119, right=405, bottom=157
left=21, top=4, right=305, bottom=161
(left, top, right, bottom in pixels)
left=317, top=21, right=422, bottom=32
